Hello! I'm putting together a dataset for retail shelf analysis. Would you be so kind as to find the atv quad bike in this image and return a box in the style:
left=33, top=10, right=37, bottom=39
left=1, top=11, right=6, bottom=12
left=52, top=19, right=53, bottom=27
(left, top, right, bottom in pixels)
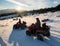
left=26, top=27, right=50, bottom=41
left=13, top=21, right=27, bottom=29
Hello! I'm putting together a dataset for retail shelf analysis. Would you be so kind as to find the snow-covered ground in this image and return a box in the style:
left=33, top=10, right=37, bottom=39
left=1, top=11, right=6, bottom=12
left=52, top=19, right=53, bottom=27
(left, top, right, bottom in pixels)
left=0, top=11, right=60, bottom=46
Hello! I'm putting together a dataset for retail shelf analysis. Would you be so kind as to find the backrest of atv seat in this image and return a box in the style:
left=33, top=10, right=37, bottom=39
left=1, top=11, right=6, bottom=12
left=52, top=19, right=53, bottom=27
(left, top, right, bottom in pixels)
left=42, top=23, right=46, bottom=27
left=46, top=26, right=50, bottom=30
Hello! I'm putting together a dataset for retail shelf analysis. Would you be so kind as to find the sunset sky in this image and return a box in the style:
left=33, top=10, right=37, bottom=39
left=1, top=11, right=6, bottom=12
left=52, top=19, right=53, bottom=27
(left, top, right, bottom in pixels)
left=0, top=0, right=60, bottom=10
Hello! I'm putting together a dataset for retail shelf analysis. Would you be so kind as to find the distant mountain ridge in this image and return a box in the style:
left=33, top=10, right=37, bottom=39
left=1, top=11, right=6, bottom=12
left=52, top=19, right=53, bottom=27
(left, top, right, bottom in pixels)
left=0, top=9, right=16, bottom=14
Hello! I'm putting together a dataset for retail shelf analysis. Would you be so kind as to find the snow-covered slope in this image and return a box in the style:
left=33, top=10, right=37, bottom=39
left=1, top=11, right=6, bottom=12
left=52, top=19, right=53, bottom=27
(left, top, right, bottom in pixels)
left=0, top=11, right=60, bottom=46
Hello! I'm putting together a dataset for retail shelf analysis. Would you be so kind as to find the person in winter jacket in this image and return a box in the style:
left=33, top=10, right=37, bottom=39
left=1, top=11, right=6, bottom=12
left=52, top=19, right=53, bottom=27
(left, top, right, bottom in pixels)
left=18, top=19, right=22, bottom=24
left=42, top=23, right=50, bottom=31
left=35, top=18, right=41, bottom=30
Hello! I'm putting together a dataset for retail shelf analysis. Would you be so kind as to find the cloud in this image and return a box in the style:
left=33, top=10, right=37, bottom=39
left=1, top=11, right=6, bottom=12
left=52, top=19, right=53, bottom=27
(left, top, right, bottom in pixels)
left=6, top=0, right=29, bottom=7
left=0, top=6, right=7, bottom=10
left=6, top=0, right=60, bottom=10
left=8, top=0, right=51, bottom=9
left=53, top=1, right=60, bottom=5
left=23, top=0, right=52, bottom=9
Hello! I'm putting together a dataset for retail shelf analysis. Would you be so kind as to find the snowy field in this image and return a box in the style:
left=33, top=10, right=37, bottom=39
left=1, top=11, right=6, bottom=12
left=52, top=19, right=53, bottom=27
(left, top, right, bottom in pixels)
left=0, top=11, right=60, bottom=46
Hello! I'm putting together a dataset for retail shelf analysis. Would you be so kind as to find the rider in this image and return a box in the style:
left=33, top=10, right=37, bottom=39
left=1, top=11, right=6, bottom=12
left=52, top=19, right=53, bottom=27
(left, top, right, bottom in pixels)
left=42, top=23, right=50, bottom=31
left=35, top=18, right=41, bottom=30
left=17, top=19, right=22, bottom=28
left=18, top=19, right=22, bottom=24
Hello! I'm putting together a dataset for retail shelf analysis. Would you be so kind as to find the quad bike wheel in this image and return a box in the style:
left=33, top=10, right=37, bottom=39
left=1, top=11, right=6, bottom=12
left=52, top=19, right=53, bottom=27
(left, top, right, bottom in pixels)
left=26, top=30, right=31, bottom=36
left=42, top=31, right=50, bottom=37
left=37, top=34, right=44, bottom=41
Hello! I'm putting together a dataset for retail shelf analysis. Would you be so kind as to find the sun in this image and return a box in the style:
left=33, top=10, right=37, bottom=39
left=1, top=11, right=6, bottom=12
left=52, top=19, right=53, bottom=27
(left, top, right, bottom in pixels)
left=15, top=6, right=22, bottom=13
left=15, top=7, right=21, bottom=11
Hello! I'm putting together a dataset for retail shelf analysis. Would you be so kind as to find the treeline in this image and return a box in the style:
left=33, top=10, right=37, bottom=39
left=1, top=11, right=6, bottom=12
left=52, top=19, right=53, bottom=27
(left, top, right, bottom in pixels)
left=27, top=4, right=60, bottom=14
